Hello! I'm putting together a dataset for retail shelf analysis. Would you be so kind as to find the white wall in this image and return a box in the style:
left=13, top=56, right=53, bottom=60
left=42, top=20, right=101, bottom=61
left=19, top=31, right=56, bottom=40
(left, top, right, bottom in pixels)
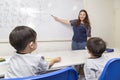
left=0, top=41, right=71, bottom=56
left=0, top=42, right=15, bottom=56
left=114, top=0, right=120, bottom=48
left=83, top=0, right=115, bottom=48
left=35, top=41, right=72, bottom=53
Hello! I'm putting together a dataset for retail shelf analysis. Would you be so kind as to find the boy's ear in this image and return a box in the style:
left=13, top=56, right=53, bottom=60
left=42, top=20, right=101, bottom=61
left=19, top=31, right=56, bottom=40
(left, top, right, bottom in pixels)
left=86, top=47, right=90, bottom=53
left=29, top=42, right=34, bottom=49
left=87, top=48, right=93, bottom=56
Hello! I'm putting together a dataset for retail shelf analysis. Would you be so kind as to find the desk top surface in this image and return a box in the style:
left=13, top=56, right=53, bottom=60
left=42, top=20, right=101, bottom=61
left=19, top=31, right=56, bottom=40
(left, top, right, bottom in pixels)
left=1, top=50, right=120, bottom=77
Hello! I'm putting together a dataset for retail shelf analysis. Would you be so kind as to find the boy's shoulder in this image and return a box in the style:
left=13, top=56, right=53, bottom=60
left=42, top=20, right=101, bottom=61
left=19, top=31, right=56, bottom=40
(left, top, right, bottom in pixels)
left=11, top=53, right=43, bottom=61
left=85, top=54, right=109, bottom=66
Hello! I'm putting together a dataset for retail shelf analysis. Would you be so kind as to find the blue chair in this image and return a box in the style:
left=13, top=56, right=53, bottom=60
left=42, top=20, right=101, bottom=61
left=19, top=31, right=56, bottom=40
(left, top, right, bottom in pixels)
left=99, top=58, right=120, bottom=80
left=4, top=67, right=78, bottom=80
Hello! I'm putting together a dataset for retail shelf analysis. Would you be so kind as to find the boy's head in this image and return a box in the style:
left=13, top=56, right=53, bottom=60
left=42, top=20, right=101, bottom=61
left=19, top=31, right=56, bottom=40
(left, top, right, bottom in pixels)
left=87, top=37, right=106, bottom=58
left=9, top=26, right=37, bottom=53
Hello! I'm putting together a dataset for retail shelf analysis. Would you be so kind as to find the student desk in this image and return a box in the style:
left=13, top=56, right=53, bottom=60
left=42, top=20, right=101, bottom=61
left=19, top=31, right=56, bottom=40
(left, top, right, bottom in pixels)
left=0, top=56, right=10, bottom=78
left=37, top=50, right=90, bottom=68
left=0, top=50, right=120, bottom=77
left=0, top=50, right=89, bottom=77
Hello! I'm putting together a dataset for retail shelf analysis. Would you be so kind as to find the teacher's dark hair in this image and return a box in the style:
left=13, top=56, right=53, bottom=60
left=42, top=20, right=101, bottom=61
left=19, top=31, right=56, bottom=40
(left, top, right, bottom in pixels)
left=76, top=9, right=91, bottom=29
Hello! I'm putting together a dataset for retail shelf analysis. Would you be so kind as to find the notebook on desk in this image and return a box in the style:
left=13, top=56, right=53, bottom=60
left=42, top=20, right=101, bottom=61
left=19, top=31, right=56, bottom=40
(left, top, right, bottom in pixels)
left=0, top=57, right=6, bottom=62
left=105, top=48, right=114, bottom=53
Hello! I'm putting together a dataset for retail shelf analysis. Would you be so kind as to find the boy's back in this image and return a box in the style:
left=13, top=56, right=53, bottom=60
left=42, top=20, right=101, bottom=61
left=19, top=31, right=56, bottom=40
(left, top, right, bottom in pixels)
left=84, top=54, right=109, bottom=80
left=5, top=53, right=49, bottom=78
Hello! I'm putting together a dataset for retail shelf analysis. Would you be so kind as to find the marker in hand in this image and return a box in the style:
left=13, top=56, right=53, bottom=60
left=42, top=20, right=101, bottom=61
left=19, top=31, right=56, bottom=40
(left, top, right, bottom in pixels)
left=51, top=15, right=58, bottom=21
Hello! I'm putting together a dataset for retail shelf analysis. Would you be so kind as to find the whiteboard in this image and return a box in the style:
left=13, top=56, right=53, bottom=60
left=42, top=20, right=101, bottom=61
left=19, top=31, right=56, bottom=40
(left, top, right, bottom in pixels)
left=0, top=0, right=83, bottom=42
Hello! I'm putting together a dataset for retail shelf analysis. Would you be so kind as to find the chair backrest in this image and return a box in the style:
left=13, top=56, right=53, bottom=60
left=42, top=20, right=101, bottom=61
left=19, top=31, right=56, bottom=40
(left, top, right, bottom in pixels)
left=99, top=58, right=120, bottom=80
left=4, top=67, right=78, bottom=80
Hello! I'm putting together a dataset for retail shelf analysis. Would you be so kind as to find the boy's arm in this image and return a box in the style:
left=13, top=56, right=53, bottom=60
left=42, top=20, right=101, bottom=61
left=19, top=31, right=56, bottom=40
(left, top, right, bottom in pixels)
left=49, top=57, right=61, bottom=68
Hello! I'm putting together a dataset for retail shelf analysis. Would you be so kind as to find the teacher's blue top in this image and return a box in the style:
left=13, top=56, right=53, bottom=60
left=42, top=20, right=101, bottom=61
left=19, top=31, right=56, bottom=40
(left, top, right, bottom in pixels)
left=70, top=19, right=91, bottom=42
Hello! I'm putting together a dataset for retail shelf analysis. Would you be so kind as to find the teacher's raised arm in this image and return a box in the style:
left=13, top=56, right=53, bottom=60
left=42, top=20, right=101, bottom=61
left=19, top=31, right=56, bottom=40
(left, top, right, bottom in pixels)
left=51, top=15, right=70, bottom=25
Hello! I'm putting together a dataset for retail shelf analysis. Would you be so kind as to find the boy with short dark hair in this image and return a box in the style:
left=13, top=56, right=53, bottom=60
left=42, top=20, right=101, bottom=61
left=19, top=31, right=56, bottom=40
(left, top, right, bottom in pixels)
left=84, top=37, right=108, bottom=80
left=5, top=26, right=61, bottom=78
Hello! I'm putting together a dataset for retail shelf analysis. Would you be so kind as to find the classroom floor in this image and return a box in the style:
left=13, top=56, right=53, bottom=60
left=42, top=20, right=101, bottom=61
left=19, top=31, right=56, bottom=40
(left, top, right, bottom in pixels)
left=79, top=75, right=85, bottom=80
left=75, top=64, right=86, bottom=80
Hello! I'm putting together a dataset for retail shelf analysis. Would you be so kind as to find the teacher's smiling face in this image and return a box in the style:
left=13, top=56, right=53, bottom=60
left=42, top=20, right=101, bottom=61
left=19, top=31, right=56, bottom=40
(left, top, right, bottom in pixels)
left=79, top=11, right=86, bottom=21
